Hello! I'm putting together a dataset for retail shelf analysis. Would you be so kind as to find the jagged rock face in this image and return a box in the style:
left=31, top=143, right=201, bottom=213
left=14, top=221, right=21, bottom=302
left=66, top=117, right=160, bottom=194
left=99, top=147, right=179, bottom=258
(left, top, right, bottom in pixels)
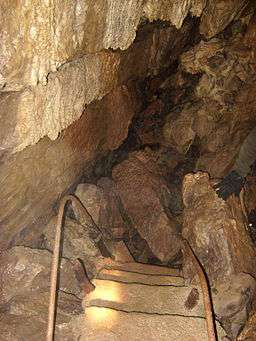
left=0, top=52, right=120, bottom=152
left=0, top=246, right=85, bottom=341
left=0, top=246, right=82, bottom=306
left=200, top=0, right=250, bottom=38
left=162, top=14, right=256, bottom=178
left=182, top=172, right=256, bottom=338
left=112, top=150, right=181, bottom=263
left=213, top=273, right=256, bottom=339
left=74, top=180, right=127, bottom=239
left=0, top=0, right=144, bottom=91
left=0, top=3, right=198, bottom=153
left=182, top=172, right=256, bottom=284
left=43, top=217, right=102, bottom=278
left=238, top=312, right=256, bottom=340
left=143, top=0, right=206, bottom=28
left=0, top=86, right=135, bottom=249
left=0, top=17, right=197, bottom=249
left=0, top=0, right=255, bottom=250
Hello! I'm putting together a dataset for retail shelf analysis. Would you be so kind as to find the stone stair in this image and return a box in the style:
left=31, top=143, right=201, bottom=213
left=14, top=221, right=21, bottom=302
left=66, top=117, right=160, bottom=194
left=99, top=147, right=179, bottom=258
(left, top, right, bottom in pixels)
left=74, top=260, right=227, bottom=341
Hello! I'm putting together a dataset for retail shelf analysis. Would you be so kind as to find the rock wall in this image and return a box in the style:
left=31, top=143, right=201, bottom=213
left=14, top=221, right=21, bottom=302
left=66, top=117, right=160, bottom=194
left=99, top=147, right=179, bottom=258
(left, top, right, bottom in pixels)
left=0, top=0, right=254, bottom=249
left=0, top=14, right=197, bottom=249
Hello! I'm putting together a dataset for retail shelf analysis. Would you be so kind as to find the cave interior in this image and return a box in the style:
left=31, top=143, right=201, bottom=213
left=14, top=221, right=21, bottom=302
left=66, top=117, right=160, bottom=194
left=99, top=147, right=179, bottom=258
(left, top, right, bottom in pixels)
left=1, top=1, right=256, bottom=340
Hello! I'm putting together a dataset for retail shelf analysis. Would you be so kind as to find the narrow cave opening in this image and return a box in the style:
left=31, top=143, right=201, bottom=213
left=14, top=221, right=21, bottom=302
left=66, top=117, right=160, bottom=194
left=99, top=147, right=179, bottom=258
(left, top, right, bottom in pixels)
left=1, top=2, right=256, bottom=341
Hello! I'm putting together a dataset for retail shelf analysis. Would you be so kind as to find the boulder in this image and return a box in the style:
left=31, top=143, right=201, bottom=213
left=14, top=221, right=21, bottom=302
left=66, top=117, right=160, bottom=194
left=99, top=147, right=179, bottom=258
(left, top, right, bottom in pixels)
left=163, top=103, right=197, bottom=154
left=0, top=246, right=82, bottom=306
left=43, top=217, right=102, bottom=278
left=0, top=290, right=82, bottom=341
left=180, top=34, right=256, bottom=178
left=74, top=179, right=127, bottom=241
left=97, top=177, right=128, bottom=240
left=200, top=0, right=250, bottom=38
left=182, top=172, right=256, bottom=284
left=213, top=273, right=256, bottom=339
left=182, top=172, right=256, bottom=338
left=112, top=150, right=181, bottom=263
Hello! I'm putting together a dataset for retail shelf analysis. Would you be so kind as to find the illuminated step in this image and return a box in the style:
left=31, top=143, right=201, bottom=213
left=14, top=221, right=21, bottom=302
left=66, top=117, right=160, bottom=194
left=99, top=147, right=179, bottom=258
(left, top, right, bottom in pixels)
left=74, top=307, right=227, bottom=341
left=86, top=279, right=204, bottom=317
left=97, top=268, right=185, bottom=286
left=104, top=261, right=181, bottom=276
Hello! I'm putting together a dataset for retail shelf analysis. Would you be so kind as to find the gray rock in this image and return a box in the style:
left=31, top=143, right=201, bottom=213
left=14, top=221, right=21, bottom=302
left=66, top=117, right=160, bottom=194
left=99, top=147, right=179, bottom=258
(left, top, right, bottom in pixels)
left=0, top=246, right=82, bottom=305
left=213, top=273, right=256, bottom=339
left=43, top=216, right=102, bottom=277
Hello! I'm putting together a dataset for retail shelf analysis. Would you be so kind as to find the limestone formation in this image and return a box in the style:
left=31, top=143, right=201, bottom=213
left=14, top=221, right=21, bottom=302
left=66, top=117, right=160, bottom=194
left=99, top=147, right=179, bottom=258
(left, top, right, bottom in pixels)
left=143, top=0, right=206, bottom=29
left=43, top=217, right=102, bottom=277
left=0, top=0, right=144, bottom=91
left=213, top=273, right=256, bottom=339
left=74, top=179, right=127, bottom=240
left=182, top=172, right=256, bottom=283
left=200, top=0, right=250, bottom=38
left=112, top=150, right=181, bottom=263
left=0, top=52, right=120, bottom=153
left=182, top=172, right=256, bottom=337
left=0, top=246, right=82, bottom=306
left=179, top=22, right=256, bottom=177
left=0, top=2, right=255, bottom=340
left=163, top=103, right=197, bottom=154
left=0, top=86, right=135, bottom=250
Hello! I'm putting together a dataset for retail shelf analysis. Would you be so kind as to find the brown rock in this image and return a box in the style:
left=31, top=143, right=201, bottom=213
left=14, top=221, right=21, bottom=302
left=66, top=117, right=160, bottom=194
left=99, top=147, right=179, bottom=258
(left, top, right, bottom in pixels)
left=0, top=85, right=135, bottom=250
left=112, top=150, right=181, bottom=262
left=97, top=177, right=128, bottom=239
left=0, top=52, right=120, bottom=153
left=182, top=172, right=256, bottom=285
left=200, top=0, right=249, bottom=38
left=43, top=217, right=102, bottom=278
left=213, top=273, right=256, bottom=339
left=238, top=311, right=256, bottom=340
left=133, top=100, right=165, bottom=146
left=182, top=172, right=256, bottom=337
left=74, top=183, right=107, bottom=228
left=9, top=290, right=83, bottom=324
left=143, top=0, right=206, bottom=29
left=0, top=290, right=82, bottom=341
left=0, top=246, right=82, bottom=305
left=74, top=179, right=127, bottom=241
left=0, top=1, right=144, bottom=90
left=180, top=32, right=256, bottom=178
left=163, top=103, right=197, bottom=154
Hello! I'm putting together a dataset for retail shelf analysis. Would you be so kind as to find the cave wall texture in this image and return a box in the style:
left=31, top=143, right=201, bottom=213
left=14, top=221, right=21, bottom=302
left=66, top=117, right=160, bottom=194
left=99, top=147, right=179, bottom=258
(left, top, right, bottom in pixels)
left=0, top=0, right=255, bottom=249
